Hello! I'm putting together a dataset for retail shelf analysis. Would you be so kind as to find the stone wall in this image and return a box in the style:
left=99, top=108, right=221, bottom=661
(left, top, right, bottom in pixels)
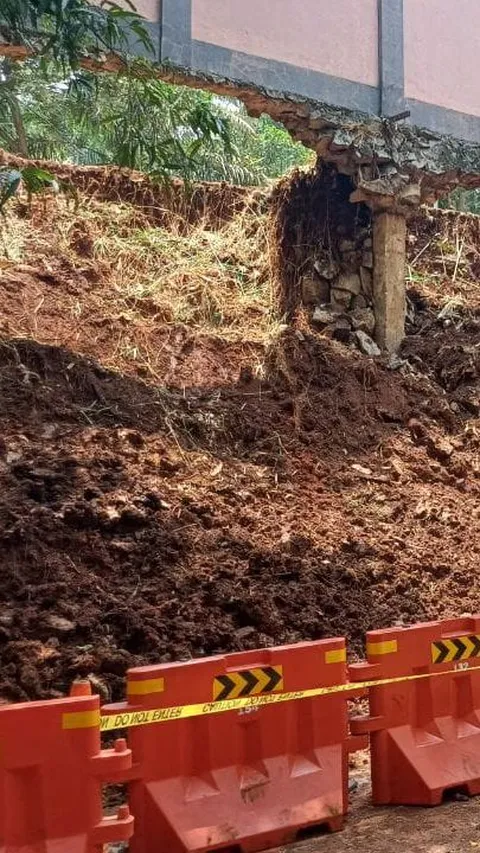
left=273, top=164, right=380, bottom=355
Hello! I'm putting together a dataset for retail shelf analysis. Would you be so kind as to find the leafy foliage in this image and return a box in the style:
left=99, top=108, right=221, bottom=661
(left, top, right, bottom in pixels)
left=0, top=61, right=314, bottom=185
left=0, top=169, right=22, bottom=215
left=0, top=0, right=153, bottom=66
left=0, top=164, right=76, bottom=215
left=441, top=188, right=480, bottom=216
left=0, top=0, right=312, bottom=194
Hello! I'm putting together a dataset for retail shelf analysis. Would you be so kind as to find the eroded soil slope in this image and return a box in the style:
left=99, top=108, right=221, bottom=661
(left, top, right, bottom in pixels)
left=0, top=167, right=479, bottom=702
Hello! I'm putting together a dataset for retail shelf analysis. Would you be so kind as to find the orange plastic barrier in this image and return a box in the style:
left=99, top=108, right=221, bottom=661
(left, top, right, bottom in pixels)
left=104, top=639, right=361, bottom=853
left=350, top=616, right=480, bottom=806
left=0, top=683, right=133, bottom=852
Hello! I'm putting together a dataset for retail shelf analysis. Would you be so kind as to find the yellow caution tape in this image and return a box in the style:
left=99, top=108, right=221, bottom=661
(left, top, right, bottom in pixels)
left=97, top=662, right=480, bottom=732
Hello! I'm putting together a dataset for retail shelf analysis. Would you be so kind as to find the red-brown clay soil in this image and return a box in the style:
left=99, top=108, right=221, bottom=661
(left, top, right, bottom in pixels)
left=0, top=181, right=479, bottom=707
left=0, top=173, right=480, bottom=853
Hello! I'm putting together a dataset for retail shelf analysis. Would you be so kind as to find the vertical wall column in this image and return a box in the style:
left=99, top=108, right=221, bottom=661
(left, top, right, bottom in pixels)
left=379, top=0, right=405, bottom=117
left=372, top=212, right=407, bottom=352
left=160, top=0, right=193, bottom=66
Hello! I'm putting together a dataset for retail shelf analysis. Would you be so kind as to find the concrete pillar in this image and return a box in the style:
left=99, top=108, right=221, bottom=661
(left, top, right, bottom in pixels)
left=372, top=211, right=407, bottom=352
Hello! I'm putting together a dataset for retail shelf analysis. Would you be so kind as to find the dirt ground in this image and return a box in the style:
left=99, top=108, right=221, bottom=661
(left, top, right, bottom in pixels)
left=0, top=175, right=479, bottom=705
left=284, top=775, right=480, bottom=853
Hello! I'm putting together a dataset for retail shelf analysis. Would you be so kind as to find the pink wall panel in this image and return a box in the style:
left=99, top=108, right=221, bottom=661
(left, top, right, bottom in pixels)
left=404, top=0, right=480, bottom=117
left=126, top=0, right=158, bottom=22
left=192, top=0, right=379, bottom=87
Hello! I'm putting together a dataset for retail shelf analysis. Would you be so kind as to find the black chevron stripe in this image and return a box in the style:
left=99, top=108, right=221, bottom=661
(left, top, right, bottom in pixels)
left=238, top=670, right=258, bottom=697
left=469, top=636, right=480, bottom=657
left=434, top=641, right=449, bottom=664
left=263, top=666, right=282, bottom=692
left=215, top=674, right=236, bottom=701
left=452, top=637, right=468, bottom=661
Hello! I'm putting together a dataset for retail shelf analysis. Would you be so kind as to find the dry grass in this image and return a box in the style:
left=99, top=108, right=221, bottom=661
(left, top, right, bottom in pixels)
left=406, top=208, right=480, bottom=308
left=89, top=199, right=279, bottom=341
left=0, top=191, right=282, bottom=347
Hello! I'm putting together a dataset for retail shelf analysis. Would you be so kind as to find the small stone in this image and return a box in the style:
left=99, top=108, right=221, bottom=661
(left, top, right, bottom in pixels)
left=120, top=506, right=148, bottom=528
left=350, top=307, right=376, bottom=336
left=355, top=330, right=381, bottom=357
left=341, top=250, right=363, bottom=272
left=351, top=464, right=373, bottom=476
left=360, top=267, right=373, bottom=297
left=363, top=237, right=373, bottom=249
left=362, top=250, right=373, bottom=268
left=336, top=272, right=361, bottom=296
left=330, top=288, right=353, bottom=309
left=118, top=428, right=144, bottom=448
left=45, top=615, right=76, bottom=633
left=312, top=306, right=340, bottom=325
left=387, top=354, right=406, bottom=370
left=431, top=439, right=454, bottom=461
left=0, top=612, right=14, bottom=627
left=339, top=239, right=355, bottom=253
left=301, top=275, right=330, bottom=306
left=103, top=506, right=121, bottom=522
left=314, top=258, right=339, bottom=281
left=353, top=293, right=368, bottom=309
left=235, top=626, right=256, bottom=640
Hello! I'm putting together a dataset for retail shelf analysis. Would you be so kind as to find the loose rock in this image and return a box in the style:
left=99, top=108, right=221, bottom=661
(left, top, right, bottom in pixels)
left=45, top=615, right=76, bottom=634
left=314, top=258, right=338, bottom=280
left=350, top=307, right=376, bottom=336
left=355, top=330, right=381, bottom=357
left=336, top=272, right=361, bottom=296
left=353, top=294, right=368, bottom=309
left=330, top=288, right=353, bottom=309
left=312, top=305, right=341, bottom=325
left=301, top=275, right=330, bottom=305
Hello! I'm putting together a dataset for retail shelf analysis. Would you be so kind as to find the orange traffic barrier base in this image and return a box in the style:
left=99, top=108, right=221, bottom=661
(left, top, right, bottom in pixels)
left=0, top=681, right=133, bottom=852
left=103, top=639, right=366, bottom=853
left=350, top=616, right=480, bottom=806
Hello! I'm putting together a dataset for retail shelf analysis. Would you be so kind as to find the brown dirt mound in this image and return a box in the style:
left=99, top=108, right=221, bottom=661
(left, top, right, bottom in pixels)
left=0, top=173, right=479, bottom=703
left=0, top=147, right=263, bottom=231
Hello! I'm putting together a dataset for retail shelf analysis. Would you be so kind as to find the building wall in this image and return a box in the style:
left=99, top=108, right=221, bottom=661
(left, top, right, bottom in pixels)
left=129, top=0, right=158, bottom=22
left=404, top=0, right=480, bottom=118
left=125, top=0, right=480, bottom=144
left=192, top=0, right=379, bottom=88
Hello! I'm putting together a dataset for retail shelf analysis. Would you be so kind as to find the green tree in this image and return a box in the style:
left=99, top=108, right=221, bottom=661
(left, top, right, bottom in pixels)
left=0, top=0, right=151, bottom=66
left=0, top=1, right=312, bottom=188
left=0, top=61, right=313, bottom=184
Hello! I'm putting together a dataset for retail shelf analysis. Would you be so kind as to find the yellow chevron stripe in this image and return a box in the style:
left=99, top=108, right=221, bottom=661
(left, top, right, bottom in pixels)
left=432, top=635, right=480, bottom=664
left=213, top=666, right=283, bottom=700
left=253, top=667, right=284, bottom=695
left=463, top=636, right=479, bottom=658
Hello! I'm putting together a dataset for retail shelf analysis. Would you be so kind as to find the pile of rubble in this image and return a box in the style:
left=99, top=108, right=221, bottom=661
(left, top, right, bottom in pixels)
left=301, top=229, right=381, bottom=356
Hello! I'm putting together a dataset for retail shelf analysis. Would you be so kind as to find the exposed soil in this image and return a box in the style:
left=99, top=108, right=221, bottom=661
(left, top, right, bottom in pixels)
left=0, top=169, right=479, bottom=708
left=284, top=769, right=480, bottom=853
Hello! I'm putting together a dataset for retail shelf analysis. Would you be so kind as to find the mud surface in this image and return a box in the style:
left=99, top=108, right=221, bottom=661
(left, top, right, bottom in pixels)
left=284, top=774, right=480, bottom=853
left=0, top=188, right=479, bottom=705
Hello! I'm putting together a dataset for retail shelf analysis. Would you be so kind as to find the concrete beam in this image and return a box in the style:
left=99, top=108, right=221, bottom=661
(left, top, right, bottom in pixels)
left=372, top=212, right=407, bottom=352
